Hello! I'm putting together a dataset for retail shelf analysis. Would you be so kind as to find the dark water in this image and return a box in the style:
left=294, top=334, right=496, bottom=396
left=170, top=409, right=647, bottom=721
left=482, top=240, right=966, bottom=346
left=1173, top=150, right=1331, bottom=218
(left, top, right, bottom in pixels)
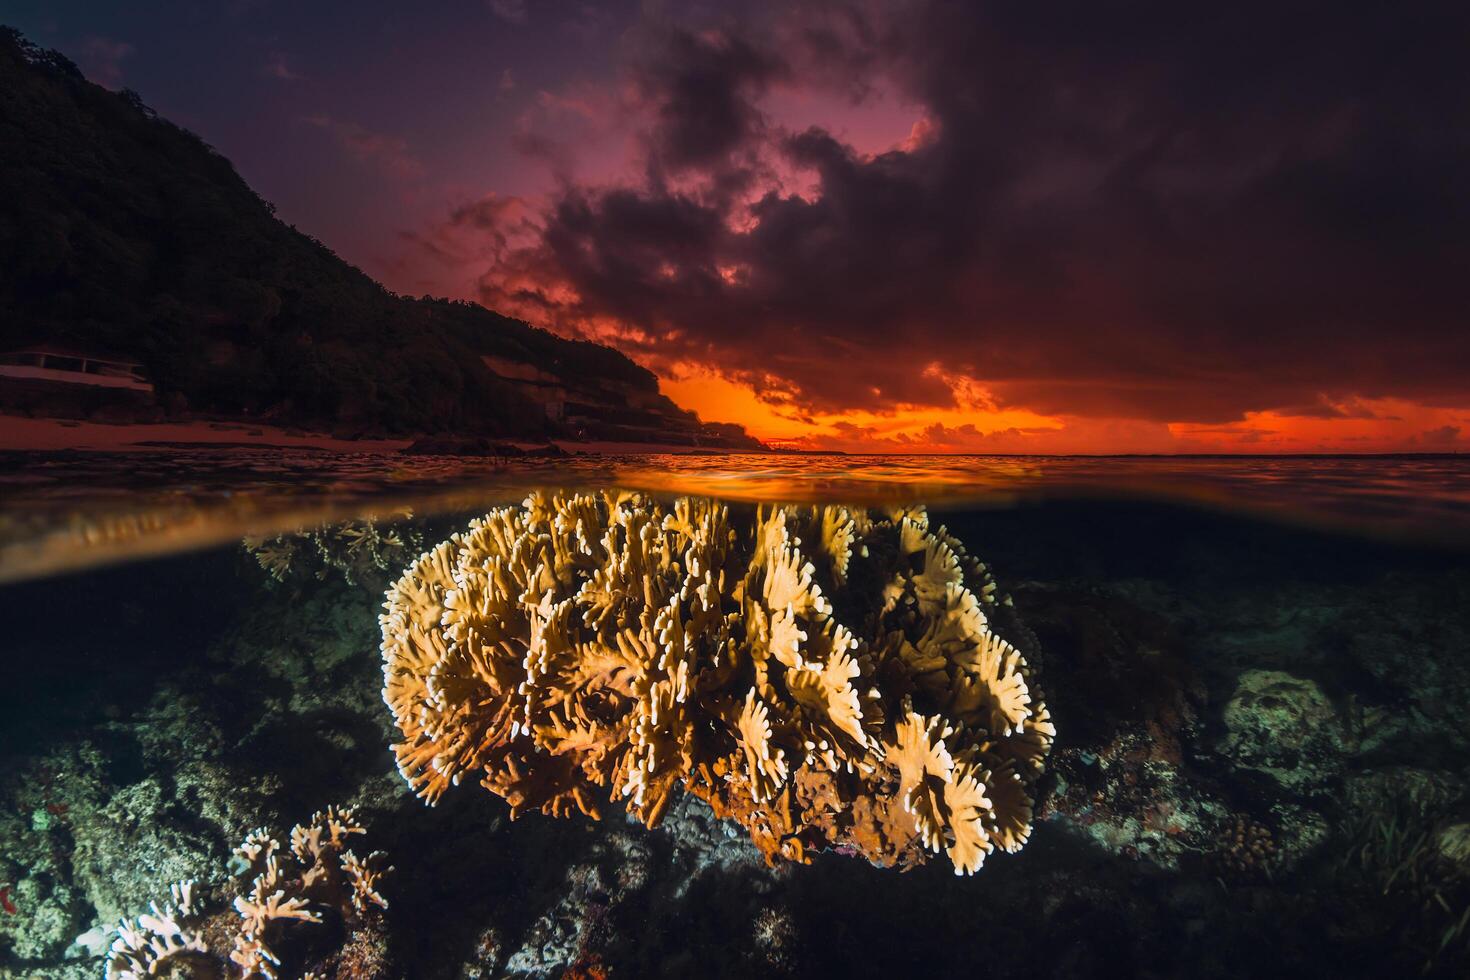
left=0, top=452, right=1467, bottom=978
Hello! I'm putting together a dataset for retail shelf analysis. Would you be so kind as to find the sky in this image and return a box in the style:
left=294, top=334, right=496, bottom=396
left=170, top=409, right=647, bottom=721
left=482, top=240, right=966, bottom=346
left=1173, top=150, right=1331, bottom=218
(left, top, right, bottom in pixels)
left=11, top=0, right=1470, bottom=453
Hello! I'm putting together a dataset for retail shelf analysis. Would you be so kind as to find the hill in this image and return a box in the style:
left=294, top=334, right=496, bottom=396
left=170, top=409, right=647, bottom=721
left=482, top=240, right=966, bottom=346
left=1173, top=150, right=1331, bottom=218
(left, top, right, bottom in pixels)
left=0, top=27, right=762, bottom=447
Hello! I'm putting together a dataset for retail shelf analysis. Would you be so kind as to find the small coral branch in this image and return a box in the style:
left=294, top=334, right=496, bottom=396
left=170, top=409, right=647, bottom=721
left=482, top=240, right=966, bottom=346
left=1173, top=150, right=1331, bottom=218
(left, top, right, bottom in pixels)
left=244, top=511, right=423, bottom=586
left=380, top=493, right=1054, bottom=874
left=105, top=806, right=392, bottom=980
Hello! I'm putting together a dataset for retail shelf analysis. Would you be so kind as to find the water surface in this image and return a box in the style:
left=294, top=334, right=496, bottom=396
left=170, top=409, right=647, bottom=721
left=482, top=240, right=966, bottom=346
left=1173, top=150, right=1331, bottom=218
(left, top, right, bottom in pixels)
left=2, top=449, right=1466, bottom=581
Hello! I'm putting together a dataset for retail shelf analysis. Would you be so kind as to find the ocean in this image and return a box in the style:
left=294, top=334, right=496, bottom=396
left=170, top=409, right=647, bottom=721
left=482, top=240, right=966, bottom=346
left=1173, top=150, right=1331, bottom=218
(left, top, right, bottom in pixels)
left=1, top=451, right=1467, bottom=978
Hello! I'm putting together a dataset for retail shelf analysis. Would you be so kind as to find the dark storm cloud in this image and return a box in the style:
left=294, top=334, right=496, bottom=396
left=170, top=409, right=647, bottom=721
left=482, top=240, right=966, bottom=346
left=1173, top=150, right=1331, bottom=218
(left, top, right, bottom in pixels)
left=631, top=27, right=783, bottom=175
left=481, top=0, right=1470, bottom=422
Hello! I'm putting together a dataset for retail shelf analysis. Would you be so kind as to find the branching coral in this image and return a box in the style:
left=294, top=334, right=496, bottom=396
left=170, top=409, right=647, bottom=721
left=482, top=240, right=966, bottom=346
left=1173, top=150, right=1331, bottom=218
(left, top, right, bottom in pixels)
left=106, top=806, right=392, bottom=980
left=105, top=881, right=210, bottom=980
left=381, top=493, right=1053, bottom=874
left=244, top=512, right=423, bottom=586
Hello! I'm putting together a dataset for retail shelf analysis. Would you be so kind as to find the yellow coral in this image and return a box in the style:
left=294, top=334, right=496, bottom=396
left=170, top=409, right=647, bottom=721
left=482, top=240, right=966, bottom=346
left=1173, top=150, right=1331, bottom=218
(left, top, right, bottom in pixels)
left=381, top=494, right=1053, bottom=875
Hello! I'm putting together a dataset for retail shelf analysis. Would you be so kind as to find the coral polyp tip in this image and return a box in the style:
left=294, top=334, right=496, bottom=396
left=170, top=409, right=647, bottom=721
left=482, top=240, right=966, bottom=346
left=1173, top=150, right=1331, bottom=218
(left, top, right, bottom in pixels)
left=380, top=493, right=1053, bottom=874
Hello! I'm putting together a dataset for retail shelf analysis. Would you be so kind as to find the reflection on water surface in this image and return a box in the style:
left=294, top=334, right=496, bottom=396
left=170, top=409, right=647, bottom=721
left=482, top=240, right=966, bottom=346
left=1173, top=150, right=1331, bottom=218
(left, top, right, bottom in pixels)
left=1, top=449, right=1467, bottom=580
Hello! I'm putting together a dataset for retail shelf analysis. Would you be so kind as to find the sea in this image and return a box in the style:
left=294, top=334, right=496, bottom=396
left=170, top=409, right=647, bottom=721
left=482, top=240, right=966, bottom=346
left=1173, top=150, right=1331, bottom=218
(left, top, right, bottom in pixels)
left=0, top=449, right=1467, bottom=979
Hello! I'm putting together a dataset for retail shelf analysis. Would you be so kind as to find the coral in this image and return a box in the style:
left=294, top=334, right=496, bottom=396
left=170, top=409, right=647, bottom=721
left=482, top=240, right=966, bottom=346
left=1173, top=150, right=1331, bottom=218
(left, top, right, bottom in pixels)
left=751, top=906, right=798, bottom=970
left=1216, top=814, right=1276, bottom=876
left=563, top=955, right=612, bottom=980
left=105, top=806, right=391, bottom=980
left=244, top=512, right=423, bottom=587
left=380, top=492, right=1053, bottom=875
left=105, top=881, right=209, bottom=980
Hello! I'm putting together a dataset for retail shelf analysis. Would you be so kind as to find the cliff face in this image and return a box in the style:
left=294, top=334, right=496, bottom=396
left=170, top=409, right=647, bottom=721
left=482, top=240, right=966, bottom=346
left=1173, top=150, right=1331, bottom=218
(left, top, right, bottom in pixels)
left=0, top=28, right=763, bottom=447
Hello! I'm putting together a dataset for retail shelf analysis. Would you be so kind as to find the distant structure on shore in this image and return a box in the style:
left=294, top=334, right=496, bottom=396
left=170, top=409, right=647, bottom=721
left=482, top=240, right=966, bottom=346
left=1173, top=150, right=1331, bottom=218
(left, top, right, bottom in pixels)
left=478, top=354, right=751, bottom=446
left=0, top=344, right=156, bottom=417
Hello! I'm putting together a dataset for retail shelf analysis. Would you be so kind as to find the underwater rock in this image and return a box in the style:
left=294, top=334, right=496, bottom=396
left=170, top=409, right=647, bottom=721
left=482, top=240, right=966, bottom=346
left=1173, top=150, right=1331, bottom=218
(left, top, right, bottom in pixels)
left=1017, top=581, right=1229, bottom=873
left=0, top=868, right=83, bottom=964
left=0, top=800, right=86, bottom=966
left=449, top=794, right=775, bottom=979
left=1264, top=802, right=1330, bottom=868
left=1218, top=670, right=1356, bottom=794
left=380, top=493, right=1053, bottom=875
left=1343, top=766, right=1468, bottom=817
left=502, top=900, right=584, bottom=975
left=0, top=572, right=405, bottom=976
left=399, top=436, right=538, bottom=458
left=653, top=795, right=768, bottom=897
left=71, top=777, right=223, bottom=929
left=1337, top=572, right=1470, bottom=762
left=1435, top=823, right=1470, bottom=872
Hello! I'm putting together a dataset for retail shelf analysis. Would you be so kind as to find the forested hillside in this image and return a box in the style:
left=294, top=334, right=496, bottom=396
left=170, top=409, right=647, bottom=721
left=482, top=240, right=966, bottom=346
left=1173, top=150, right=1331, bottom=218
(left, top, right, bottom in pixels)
left=0, top=27, right=759, bottom=445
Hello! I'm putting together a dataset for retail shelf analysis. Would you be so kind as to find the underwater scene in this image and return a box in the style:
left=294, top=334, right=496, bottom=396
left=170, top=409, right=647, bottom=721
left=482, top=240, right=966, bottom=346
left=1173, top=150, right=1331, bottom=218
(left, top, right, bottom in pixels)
left=0, top=452, right=1467, bottom=979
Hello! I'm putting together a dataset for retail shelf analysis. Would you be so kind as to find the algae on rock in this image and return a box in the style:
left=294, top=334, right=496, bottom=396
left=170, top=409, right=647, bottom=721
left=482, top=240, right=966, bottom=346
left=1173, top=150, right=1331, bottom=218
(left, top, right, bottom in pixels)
left=1218, top=669, right=1357, bottom=793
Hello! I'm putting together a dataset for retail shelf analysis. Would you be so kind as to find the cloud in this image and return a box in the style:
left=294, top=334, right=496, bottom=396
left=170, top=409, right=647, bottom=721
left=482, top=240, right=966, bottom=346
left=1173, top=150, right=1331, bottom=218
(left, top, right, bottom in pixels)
left=1416, top=425, right=1463, bottom=447
left=501, top=80, right=627, bottom=175
left=303, top=115, right=425, bottom=179
left=777, top=415, right=1182, bottom=455
left=489, top=0, right=527, bottom=25
left=560, top=4, right=616, bottom=45
left=263, top=52, right=303, bottom=81
left=403, top=193, right=538, bottom=266
left=629, top=27, right=784, bottom=174
left=453, top=0, right=1470, bottom=427
left=79, top=36, right=134, bottom=88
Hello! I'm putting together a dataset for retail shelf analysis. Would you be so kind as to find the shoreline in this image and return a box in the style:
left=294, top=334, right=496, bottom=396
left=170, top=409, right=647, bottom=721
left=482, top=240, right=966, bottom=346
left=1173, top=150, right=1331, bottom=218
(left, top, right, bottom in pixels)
left=0, top=415, right=773, bottom=456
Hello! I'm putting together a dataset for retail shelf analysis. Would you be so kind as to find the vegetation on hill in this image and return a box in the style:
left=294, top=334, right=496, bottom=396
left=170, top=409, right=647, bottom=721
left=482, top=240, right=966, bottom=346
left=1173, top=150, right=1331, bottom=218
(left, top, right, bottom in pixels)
left=0, top=27, right=756, bottom=444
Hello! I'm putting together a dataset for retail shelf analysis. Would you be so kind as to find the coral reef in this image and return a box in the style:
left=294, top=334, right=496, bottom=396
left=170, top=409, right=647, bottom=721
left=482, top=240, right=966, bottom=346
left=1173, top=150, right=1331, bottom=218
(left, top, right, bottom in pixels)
left=244, top=513, right=423, bottom=587
left=6, top=496, right=1470, bottom=978
left=106, top=806, right=391, bottom=980
left=380, top=493, right=1053, bottom=874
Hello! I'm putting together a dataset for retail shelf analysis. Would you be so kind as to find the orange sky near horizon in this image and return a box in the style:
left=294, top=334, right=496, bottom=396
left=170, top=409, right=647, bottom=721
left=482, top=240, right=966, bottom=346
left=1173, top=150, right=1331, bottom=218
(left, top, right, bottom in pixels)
left=662, top=366, right=1470, bottom=454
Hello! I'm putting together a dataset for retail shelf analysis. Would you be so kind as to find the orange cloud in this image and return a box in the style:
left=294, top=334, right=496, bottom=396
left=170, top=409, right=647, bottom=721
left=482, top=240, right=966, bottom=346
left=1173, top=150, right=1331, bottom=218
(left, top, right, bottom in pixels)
left=1170, top=400, right=1470, bottom=453
left=664, top=365, right=1470, bottom=454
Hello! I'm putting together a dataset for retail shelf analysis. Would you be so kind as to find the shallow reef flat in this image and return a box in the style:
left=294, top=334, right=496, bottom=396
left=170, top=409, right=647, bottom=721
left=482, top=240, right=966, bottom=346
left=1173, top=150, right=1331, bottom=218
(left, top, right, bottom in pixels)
left=0, top=499, right=1468, bottom=978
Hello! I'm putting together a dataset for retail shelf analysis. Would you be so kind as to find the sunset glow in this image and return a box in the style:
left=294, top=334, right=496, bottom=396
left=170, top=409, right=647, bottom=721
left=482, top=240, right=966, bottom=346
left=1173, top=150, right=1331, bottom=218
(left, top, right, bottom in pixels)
left=17, top=1, right=1466, bottom=454
left=663, top=366, right=1470, bottom=454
